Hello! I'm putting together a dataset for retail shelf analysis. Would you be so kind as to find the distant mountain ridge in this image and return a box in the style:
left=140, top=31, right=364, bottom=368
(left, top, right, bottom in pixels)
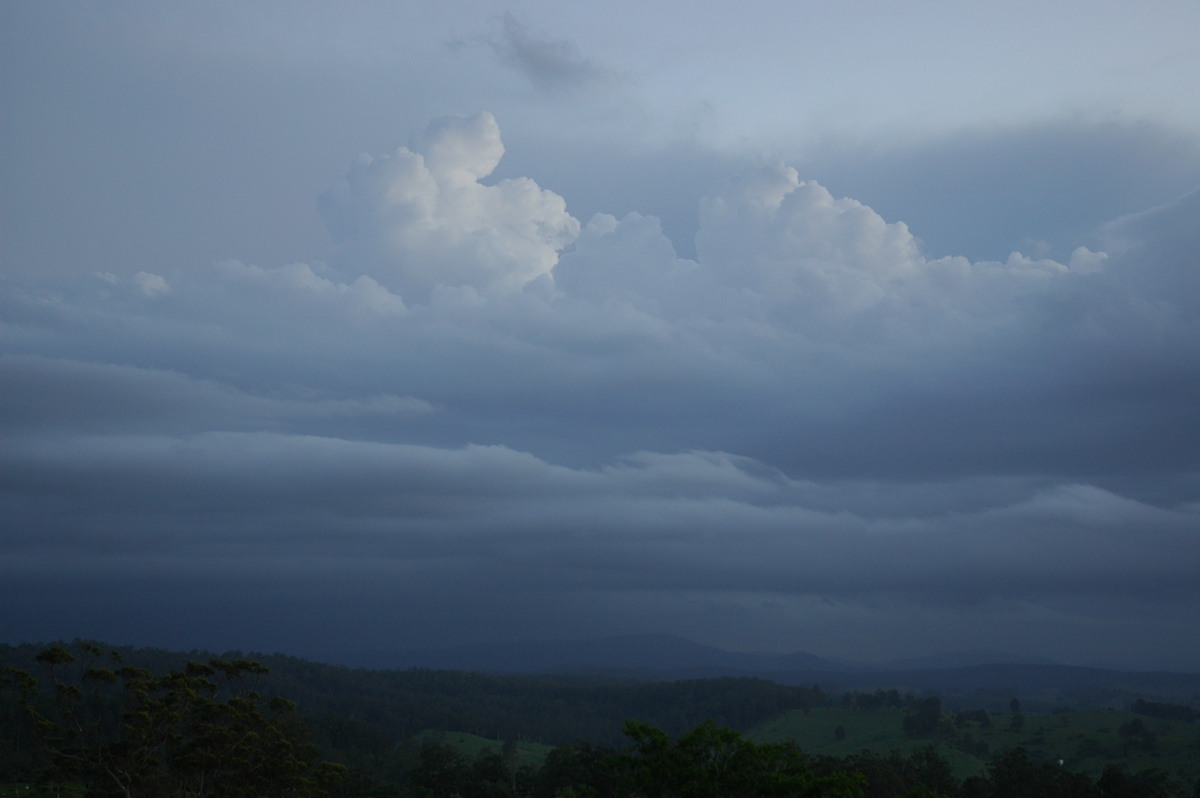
left=353, top=633, right=847, bottom=673
left=5, top=638, right=1198, bottom=713
left=879, top=650, right=1058, bottom=670
left=346, top=634, right=1200, bottom=701
left=350, top=634, right=1046, bottom=675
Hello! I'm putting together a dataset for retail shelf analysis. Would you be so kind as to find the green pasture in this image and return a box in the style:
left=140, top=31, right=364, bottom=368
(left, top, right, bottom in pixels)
left=748, top=706, right=1200, bottom=785
left=411, top=729, right=556, bottom=769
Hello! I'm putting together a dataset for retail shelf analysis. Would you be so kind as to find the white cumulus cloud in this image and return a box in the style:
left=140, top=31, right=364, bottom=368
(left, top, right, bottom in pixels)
left=318, top=112, right=580, bottom=302
left=132, top=271, right=170, bottom=297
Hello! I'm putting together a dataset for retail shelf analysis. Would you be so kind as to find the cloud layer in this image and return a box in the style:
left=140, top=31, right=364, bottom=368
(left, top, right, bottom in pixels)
left=3, top=112, right=1199, bottom=669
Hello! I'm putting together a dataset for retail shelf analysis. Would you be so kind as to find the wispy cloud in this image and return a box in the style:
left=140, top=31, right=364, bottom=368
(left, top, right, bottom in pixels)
left=465, top=12, right=622, bottom=96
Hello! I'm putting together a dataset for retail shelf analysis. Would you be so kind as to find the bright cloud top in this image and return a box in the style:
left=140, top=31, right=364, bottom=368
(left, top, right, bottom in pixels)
left=305, top=114, right=1122, bottom=347
left=317, top=112, right=579, bottom=301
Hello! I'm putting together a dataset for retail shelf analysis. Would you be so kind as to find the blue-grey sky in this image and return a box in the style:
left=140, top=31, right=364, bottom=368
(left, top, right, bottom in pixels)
left=3, top=1, right=1199, bottom=670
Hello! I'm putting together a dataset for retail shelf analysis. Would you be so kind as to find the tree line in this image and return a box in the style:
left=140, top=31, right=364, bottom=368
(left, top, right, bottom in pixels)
left=395, top=729, right=1185, bottom=798
left=3, top=642, right=1196, bottom=797
left=2, top=642, right=828, bottom=748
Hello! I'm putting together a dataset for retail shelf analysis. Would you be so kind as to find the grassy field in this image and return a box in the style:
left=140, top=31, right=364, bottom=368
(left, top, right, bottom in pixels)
left=747, top=706, right=1200, bottom=786
left=411, top=729, right=556, bottom=769
left=417, top=705, right=1200, bottom=787
left=749, top=707, right=988, bottom=777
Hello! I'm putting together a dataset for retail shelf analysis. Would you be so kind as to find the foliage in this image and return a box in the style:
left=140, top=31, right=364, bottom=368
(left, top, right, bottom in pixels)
left=4, top=643, right=344, bottom=798
left=6, top=642, right=1200, bottom=796
left=408, top=720, right=866, bottom=798
left=1130, top=699, right=1199, bottom=723
left=903, top=698, right=945, bottom=737
left=6, top=643, right=831, bottom=750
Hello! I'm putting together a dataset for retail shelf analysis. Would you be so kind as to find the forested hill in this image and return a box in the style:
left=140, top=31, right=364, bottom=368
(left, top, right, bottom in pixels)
left=812, top=662, right=1200, bottom=703
left=351, top=634, right=1200, bottom=706
left=4, top=639, right=1198, bottom=746
left=349, top=633, right=846, bottom=673
left=0, top=641, right=826, bottom=747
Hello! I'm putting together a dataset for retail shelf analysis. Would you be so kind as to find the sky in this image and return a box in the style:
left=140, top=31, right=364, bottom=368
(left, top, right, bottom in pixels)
left=2, top=0, right=1199, bottom=671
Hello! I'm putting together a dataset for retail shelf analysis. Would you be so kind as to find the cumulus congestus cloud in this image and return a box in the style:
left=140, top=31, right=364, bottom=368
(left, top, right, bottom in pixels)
left=318, top=112, right=580, bottom=302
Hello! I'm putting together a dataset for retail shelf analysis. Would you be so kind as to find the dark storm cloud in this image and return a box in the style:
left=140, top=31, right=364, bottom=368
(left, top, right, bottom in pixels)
left=8, top=431, right=1194, bottom=602
left=0, top=355, right=432, bottom=435
left=4, top=431, right=1196, bottom=661
left=2, top=109, right=1199, bottom=668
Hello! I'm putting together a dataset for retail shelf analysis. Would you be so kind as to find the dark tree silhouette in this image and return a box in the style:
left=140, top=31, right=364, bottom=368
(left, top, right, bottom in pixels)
left=6, top=643, right=345, bottom=798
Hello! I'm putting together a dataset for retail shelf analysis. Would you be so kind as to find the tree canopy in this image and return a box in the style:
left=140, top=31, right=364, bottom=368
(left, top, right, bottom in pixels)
left=4, top=643, right=345, bottom=797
